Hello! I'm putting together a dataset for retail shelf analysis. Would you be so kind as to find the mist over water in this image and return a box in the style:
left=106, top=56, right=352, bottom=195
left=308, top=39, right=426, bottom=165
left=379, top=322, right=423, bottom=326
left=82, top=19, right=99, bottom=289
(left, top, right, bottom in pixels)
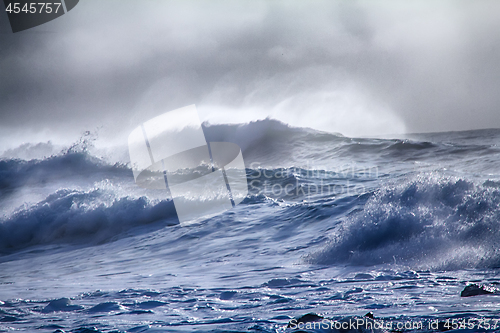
left=1, top=0, right=500, bottom=150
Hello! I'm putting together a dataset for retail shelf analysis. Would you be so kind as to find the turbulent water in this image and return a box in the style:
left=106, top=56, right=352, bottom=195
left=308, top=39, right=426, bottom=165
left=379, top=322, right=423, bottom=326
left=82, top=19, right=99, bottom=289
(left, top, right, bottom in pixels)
left=2, top=119, right=500, bottom=332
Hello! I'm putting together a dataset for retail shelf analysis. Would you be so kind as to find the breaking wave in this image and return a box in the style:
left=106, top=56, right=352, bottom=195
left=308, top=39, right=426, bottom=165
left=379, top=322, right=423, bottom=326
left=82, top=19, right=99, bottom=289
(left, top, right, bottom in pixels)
left=308, top=175, right=500, bottom=270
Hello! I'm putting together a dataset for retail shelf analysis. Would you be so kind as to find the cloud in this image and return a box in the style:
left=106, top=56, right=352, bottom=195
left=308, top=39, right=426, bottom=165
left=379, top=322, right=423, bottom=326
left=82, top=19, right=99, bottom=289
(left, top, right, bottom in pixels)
left=0, top=0, right=499, bottom=149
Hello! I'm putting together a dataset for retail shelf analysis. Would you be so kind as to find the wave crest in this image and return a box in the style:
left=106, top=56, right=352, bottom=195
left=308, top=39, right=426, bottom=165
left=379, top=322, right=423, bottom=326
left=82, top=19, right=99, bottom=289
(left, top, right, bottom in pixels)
left=0, top=152, right=130, bottom=195
left=0, top=189, right=178, bottom=254
left=308, top=175, right=500, bottom=270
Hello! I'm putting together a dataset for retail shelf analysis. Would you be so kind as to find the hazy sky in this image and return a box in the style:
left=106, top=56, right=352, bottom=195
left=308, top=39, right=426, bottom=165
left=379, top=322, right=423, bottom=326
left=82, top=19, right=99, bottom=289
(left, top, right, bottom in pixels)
left=1, top=0, right=499, bottom=148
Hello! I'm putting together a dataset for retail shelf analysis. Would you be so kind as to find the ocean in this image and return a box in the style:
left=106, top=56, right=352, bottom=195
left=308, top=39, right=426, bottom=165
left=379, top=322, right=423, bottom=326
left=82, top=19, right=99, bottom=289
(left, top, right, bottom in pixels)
left=1, top=119, right=500, bottom=332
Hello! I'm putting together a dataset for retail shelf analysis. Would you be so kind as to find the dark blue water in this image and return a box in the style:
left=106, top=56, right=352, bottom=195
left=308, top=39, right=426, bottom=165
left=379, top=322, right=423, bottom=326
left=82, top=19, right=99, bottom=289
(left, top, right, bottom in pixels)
left=1, top=120, right=500, bottom=332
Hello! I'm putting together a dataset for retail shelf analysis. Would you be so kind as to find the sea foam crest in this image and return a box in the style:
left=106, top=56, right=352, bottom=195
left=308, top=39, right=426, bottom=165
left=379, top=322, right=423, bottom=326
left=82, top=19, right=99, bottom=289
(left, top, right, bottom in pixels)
left=0, top=188, right=178, bottom=253
left=309, top=175, right=500, bottom=270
